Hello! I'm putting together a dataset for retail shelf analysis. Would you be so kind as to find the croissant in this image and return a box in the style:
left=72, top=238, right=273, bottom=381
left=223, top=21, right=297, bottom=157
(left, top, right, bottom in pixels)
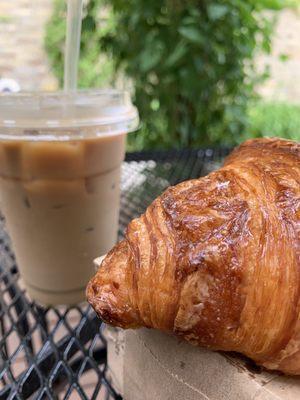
left=87, top=138, right=300, bottom=375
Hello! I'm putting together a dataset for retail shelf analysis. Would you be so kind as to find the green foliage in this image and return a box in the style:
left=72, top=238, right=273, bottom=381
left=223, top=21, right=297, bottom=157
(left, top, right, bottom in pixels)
left=45, top=0, right=115, bottom=88
left=247, top=102, right=300, bottom=142
left=45, top=0, right=294, bottom=149
left=0, top=15, right=12, bottom=23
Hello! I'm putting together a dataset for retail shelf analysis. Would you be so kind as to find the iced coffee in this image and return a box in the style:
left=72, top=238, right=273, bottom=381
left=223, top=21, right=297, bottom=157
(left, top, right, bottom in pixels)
left=0, top=90, right=138, bottom=305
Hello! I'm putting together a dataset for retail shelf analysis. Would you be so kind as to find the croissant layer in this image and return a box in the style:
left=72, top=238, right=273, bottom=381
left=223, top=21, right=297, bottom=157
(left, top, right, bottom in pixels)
left=87, top=138, right=300, bottom=374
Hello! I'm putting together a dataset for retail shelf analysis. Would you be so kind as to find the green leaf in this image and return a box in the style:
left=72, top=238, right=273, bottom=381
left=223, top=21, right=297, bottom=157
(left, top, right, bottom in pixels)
left=140, top=45, right=163, bottom=72
left=188, top=7, right=201, bottom=18
left=178, top=26, right=204, bottom=44
left=150, top=99, right=160, bottom=111
left=165, top=41, right=187, bottom=67
left=256, top=0, right=286, bottom=10
left=207, top=5, right=228, bottom=20
left=181, top=16, right=198, bottom=25
left=279, top=53, right=289, bottom=62
left=82, top=15, right=96, bottom=31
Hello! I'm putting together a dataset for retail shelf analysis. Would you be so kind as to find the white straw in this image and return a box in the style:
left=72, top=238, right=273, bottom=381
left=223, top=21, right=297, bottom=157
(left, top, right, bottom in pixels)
left=64, top=0, right=83, bottom=91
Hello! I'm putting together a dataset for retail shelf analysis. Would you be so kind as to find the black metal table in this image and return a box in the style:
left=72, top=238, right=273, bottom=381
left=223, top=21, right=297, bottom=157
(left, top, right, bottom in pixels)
left=0, top=148, right=229, bottom=400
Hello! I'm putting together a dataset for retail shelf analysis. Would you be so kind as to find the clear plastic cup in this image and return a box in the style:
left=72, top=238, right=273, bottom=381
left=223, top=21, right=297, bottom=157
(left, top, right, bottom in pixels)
left=0, top=90, right=139, bottom=305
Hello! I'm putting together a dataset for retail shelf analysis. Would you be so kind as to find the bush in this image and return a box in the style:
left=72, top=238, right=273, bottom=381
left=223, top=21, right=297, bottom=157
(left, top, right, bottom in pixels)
left=247, top=102, right=300, bottom=142
left=45, top=0, right=292, bottom=149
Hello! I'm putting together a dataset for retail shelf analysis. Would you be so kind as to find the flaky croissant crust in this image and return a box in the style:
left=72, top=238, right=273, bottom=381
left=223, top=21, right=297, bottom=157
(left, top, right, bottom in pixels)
left=87, top=138, right=300, bottom=374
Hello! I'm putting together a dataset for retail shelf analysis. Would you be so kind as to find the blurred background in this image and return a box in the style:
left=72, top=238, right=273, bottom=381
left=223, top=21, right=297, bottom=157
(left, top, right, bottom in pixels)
left=0, top=0, right=299, bottom=150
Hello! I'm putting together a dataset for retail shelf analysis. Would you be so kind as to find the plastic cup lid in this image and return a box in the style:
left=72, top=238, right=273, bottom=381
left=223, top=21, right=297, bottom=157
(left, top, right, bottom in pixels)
left=0, top=89, right=139, bottom=140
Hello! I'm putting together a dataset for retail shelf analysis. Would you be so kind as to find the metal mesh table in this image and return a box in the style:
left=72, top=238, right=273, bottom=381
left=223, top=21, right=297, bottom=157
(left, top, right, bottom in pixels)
left=0, top=148, right=230, bottom=400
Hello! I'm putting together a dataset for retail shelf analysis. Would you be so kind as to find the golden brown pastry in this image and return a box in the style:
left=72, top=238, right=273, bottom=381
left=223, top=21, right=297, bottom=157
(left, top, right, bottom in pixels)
left=87, top=138, right=300, bottom=374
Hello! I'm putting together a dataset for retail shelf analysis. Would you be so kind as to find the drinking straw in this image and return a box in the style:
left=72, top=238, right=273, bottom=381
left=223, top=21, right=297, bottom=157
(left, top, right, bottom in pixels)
left=64, top=0, right=83, bottom=91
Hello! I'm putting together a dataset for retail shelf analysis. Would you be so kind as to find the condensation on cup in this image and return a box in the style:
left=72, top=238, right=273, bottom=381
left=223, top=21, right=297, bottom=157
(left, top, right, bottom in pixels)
left=0, top=90, right=139, bottom=305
